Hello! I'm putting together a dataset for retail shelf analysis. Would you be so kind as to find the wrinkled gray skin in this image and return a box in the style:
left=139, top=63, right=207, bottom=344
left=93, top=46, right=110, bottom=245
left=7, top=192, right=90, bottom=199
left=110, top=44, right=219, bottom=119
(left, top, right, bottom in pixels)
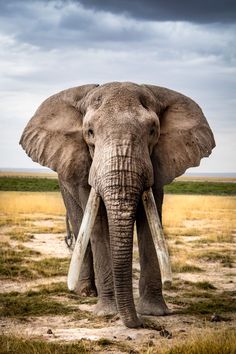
left=20, top=82, right=215, bottom=328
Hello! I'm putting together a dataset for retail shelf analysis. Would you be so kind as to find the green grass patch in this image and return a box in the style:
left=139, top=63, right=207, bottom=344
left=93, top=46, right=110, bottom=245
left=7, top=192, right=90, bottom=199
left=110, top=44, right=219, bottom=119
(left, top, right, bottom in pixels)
left=168, top=290, right=236, bottom=315
left=184, top=290, right=236, bottom=315
left=178, top=280, right=217, bottom=290
left=198, top=251, right=234, bottom=267
left=193, top=281, right=216, bottom=290
left=0, top=283, right=98, bottom=320
left=7, top=227, right=34, bottom=242
left=34, top=283, right=97, bottom=305
left=0, top=177, right=59, bottom=192
left=35, top=282, right=68, bottom=295
left=0, top=290, right=76, bottom=317
left=0, top=245, right=41, bottom=279
left=31, top=257, right=69, bottom=277
left=172, top=262, right=203, bottom=273
left=0, top=242, right=69, bottom=279
left=165, top=181, right=236, bottom=195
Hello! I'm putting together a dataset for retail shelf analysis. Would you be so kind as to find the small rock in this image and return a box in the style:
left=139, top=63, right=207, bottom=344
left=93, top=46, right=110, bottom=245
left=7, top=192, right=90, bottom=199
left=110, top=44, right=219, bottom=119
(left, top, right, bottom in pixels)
left=47, top=329, right=53, bottom=335
left=148, top=340, right=154, bottom=347
left=160, top=329, right=172, bottom=339
left=210, top=313, right=222, bottom=322
left=179, top=329, right=186, bottom=333
left=113, top=336, right=117, bottom=339
left=209, top=313, right=231, bottom=322
left=126, top=336, right=132, bottom=341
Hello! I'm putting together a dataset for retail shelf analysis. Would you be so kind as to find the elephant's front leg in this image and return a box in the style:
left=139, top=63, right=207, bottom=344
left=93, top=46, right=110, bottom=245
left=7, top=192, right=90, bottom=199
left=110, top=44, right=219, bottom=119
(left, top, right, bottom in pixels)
left=136, top=199, right=170, bottom=316
left=90, top=201, right=117, bottom=316
left=77, top=242, right=97, bottom=296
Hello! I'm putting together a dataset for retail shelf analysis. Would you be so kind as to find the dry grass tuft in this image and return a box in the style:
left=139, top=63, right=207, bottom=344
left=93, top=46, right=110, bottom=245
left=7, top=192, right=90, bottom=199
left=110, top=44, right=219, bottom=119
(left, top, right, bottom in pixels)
left=149, top=328, right=236, bottom=354
left=198, top=250, right=234, bottom=267
left=0, top=334, right=132, bottom=354
left=6, top=227, right=34, bottom=242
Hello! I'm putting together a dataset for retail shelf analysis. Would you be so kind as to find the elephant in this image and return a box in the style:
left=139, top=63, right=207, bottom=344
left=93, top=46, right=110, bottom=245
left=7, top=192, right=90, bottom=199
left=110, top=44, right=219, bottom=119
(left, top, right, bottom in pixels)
left=20, top=82, right=215, bottom=328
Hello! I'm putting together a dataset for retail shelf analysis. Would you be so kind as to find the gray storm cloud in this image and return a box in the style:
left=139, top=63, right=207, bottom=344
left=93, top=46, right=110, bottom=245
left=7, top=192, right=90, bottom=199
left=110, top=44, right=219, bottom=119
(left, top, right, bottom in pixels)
left=77, top=0, right=236, bottom=23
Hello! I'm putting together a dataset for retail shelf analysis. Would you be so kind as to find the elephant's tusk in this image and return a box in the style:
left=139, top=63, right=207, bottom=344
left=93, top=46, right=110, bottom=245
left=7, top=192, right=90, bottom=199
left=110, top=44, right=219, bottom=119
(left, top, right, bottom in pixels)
left=67, top=187, right=100, bottom=291
left=142, top=188, right=172, bottom=286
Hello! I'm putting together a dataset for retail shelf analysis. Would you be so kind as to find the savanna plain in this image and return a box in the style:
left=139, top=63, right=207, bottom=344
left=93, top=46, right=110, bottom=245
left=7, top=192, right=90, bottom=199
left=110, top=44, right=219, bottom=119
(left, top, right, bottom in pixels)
left=0, top=173, right=235, bottom=353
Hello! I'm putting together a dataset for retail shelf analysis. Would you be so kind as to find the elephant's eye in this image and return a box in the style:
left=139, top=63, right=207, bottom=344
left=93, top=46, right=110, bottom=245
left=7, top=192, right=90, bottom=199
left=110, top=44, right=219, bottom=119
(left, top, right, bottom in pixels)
left=150, top=127, right=155, bottom=136
left=140, top=97, right=148, bottom=110
left=88, top=129, right=94, bottom=138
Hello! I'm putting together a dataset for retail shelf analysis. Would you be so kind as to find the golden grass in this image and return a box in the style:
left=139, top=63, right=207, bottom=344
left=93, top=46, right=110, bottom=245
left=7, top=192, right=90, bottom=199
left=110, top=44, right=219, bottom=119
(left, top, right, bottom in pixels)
left=163, top=195, right=236, bottom=246
left=145, top=328, right=236, bottom=354
left=161, top=195, right=236, bottom=271
left=0, top=334, right=131, bottom=354
left=163, top=195, right=236, bottom=226
left=1, top=193, right=235, bottom=223
left=0, top=191, right=65, bottom=215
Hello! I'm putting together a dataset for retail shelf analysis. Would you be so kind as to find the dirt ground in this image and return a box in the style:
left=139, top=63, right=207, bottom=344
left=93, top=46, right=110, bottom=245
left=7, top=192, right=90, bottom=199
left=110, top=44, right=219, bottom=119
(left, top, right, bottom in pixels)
left=0, top=193, right=235, bottom=353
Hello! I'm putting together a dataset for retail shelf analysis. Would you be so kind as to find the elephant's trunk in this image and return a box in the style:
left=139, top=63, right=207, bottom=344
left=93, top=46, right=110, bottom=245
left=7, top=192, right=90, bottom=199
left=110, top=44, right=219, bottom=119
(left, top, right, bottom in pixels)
left=98, top=145, right=144, bottom=327
left=104, top=186, right=141, bottom=327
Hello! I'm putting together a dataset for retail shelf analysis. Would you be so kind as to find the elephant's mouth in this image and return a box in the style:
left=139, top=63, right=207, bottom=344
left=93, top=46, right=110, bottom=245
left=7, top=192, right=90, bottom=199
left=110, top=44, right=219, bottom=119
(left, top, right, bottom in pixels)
left=67, top=187, right=172, bottom=292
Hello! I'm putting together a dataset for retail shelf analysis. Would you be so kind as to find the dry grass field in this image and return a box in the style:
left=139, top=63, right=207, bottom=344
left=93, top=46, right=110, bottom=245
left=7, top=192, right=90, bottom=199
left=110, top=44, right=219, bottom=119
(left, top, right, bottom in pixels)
left=0, top=171, right=57, bottom=179
left=0, top=190, right=235, bottom=353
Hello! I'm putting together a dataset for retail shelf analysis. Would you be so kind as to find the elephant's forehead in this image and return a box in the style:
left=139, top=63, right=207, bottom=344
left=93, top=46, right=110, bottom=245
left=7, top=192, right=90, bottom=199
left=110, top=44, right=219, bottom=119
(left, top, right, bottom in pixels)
left=99, top=81, right=141, bottom=93
left=89, top=82, right=145, bottom=103
left=85, top=84, right=157, bottom=115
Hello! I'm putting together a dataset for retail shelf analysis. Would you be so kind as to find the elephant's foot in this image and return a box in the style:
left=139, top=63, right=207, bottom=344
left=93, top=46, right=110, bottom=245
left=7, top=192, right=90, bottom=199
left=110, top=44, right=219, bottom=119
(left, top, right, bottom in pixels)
left=94, top=299, right=117, bottom=316
left=76, top=280, right=97, bottom=297
left=137, top=296, right=171, bottom=316
left=123, top=315, right=143, bottom=328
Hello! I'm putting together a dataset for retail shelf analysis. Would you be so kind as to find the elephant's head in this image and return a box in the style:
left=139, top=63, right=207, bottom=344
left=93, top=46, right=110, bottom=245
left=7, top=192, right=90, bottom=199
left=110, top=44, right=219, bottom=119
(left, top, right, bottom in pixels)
left=20, top=82, right=215, bottom=327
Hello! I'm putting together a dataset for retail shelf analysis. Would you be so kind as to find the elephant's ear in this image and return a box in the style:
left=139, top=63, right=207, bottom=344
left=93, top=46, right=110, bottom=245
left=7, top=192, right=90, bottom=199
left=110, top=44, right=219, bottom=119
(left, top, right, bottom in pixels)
left=20, top=84, right=98, bottom=180
left=144, top=85, right=215, bottom=185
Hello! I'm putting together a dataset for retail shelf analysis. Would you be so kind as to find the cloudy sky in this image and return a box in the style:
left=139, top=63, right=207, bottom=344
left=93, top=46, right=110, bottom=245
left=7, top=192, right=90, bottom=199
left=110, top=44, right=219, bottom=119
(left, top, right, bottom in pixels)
left=0, top=0, right=235, bottom=173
